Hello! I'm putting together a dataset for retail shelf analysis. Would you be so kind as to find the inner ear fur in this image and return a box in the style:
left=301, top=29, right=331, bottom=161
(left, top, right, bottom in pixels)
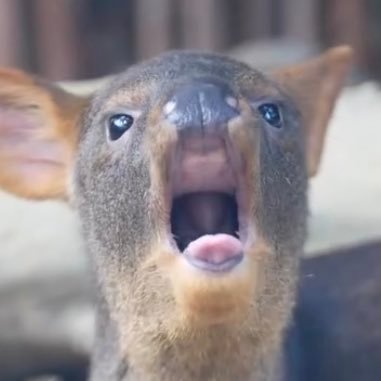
left=0, top=68, right=89, bottom=200
left=273, top=45, right=353, bottom=177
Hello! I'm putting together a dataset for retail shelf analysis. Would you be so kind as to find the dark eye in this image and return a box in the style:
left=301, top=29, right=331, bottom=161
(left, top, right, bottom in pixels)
left=108, top=114, right=134, bottom=141
left=258, top=103, right=282, bottom=128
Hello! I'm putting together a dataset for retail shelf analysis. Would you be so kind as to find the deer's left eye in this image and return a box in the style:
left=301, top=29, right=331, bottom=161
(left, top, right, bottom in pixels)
left=108, top=114, right=134, bottom=141
left=258, top=103, right=282, bottom=128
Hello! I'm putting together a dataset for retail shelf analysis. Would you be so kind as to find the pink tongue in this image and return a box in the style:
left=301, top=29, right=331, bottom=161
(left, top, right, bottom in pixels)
left=184, top=234, right=243, bottom=264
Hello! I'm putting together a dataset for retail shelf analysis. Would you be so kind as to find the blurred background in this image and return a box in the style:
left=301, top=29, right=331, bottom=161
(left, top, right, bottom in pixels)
left=0, top=0, right=381, bottom=81
left=0, top=1, right=381, bottom=381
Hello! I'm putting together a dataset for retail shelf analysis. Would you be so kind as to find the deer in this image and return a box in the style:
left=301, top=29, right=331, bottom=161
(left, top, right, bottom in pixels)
left=0, top=46, right=353, bottom=380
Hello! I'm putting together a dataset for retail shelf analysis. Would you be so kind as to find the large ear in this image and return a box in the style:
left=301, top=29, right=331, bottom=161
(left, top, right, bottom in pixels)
left=0, top=68, right=89, bottom=200
left=273, top=46, right=353, bottom=177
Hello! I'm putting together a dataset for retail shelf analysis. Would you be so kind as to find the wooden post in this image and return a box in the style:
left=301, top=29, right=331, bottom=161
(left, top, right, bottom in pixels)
left=135, top=0, right=173, bottom=60
left=283, top=0, right=318, bottom=45
left=0, top=0, right=22, bottom=67
left=180, top=0, right=228, bottom=51
left=33, top=0, right=80, bottom=80
left=239, top=0, right=274, bottom=40
left=326, top=0, right=366, bottom=69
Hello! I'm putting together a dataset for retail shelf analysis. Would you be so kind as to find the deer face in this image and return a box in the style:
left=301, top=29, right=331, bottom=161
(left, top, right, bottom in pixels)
left=0, top=48, right=352, bottom=380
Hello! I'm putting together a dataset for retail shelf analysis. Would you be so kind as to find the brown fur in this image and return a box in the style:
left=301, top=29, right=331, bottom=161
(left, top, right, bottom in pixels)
left=0, top=68, right=88, bottom=199
left=274, top=46, right=352, bottom=176
left=0, top=47, right=352, bottom=381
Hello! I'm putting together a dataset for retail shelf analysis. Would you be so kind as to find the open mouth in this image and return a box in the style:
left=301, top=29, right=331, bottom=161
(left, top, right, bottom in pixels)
left=171, top=192, right=243, bottom=272
left=167, top=136, right=248, bottom=273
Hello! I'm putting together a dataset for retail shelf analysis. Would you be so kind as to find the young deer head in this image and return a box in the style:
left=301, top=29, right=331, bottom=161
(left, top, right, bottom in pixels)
left=0, top=47, right=352, bottom=381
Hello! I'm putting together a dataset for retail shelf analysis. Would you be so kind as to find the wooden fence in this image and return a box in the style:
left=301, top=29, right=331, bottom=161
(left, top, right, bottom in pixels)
left=0, top=0, right=372, bottom=81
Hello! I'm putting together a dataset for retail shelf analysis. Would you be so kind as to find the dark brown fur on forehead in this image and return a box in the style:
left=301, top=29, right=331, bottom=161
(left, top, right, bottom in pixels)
left=114, top=50, right=260, bottom=84
left=91, top=50, right=266, bottom=107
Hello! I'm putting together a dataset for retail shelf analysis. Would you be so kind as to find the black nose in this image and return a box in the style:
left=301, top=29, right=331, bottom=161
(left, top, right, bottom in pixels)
left=164, top=81, right=239, bottom=133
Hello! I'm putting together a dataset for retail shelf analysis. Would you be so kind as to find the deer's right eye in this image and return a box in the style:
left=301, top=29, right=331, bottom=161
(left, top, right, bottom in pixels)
left=108, top=114, right=134, bottom=141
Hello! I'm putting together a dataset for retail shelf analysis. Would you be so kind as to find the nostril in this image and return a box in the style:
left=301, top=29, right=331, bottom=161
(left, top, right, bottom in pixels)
left=164, top=82, right=239, bottom=132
